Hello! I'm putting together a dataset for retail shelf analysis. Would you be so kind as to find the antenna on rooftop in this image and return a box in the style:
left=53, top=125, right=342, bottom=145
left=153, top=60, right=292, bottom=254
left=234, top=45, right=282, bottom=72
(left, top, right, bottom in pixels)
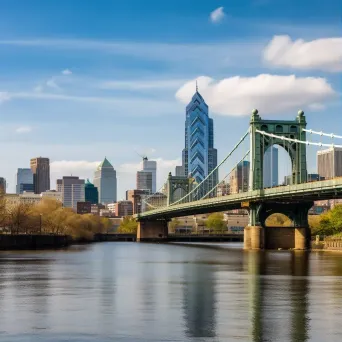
left=135, top=150, right=148, bottom=161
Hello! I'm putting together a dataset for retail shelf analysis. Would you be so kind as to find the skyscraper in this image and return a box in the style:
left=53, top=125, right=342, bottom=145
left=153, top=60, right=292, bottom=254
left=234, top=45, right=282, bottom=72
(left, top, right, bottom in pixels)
left=85, top=179, right=99, bottom=204
left=142, top=157, right=157, bottom=193
left=30, top=157, right=50, bottom=194
left=56, top=176, right=85, bottom=209
left=182, top=86, right=217, bottom=187
left=0, top=177, right=6, bottom=194
left=230, top=161, right=250, bottom=194
left=317, top=147, right=342, bottom=179
left=16, top=168, right=34, bottom=194
left=93, top=157, right=117, bottom=204
left=136, top=171, right=152, bottom=193
left=263, top=147, right=279, bottom=188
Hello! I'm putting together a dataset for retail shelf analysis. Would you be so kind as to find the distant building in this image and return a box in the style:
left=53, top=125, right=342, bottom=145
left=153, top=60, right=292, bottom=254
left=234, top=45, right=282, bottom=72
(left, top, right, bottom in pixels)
left=30, top=157, right=50, bottom=194
left=217, top=181, right=230, bottom=197
left=140, top=192, right=167, bottom=212
left=91, top=203, right=105, bottom=216
left=263, top=147, right=278, bottom=188
left=136, top=171, right=152, bottom=193
left=57, top=176, right=85, bottom=209
left=77, top=201, right=91, bottom=215
left=175, top=165, right=185, bottom=177
left=106, top=203, right=116, bottom=216
left=41, top=190, right=62, bottom=202
left=0, top=177, right=6, bottom=194
left=283, top=175, right=292, bottom=185
left=142, top=157, right=157, bottom=193
left=307, top=173, right=325, bottom=182
left=85, top=179, right=99, bottom=204
left=93, top=157, right=117, bottom=204
left=182, top=87, right=218, bottom=189
left=317, top=147, right=342, bottom=179
left=126, top=189, right=150, bottom=215
left=16, top=168, right=33, bottom=194
left=115, top=200, right=133, bottom=217
left=230, top=161, right=250, bottom=194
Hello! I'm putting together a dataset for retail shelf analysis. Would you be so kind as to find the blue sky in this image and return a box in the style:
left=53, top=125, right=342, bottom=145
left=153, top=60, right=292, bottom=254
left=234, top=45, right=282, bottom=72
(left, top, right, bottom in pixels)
left=0, top=0, right=341, bottom=198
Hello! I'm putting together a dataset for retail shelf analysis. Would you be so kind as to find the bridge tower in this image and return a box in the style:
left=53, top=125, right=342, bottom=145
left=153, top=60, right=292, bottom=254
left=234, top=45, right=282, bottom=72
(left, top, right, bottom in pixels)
left=167, top=172, right=195, bottom=206
left=245, top=109, right=312, bottom=250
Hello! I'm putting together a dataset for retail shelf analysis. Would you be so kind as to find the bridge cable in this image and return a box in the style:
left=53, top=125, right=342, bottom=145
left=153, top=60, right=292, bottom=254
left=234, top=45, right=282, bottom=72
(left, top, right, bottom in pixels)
left=302, top=129, right=342, bottom=140
left=169, top=129, right=250, bottom=206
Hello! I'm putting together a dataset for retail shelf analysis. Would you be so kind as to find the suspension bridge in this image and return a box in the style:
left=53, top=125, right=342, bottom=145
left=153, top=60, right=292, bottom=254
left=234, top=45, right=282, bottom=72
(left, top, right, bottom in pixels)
left=135, top=109, right=342, bottom=249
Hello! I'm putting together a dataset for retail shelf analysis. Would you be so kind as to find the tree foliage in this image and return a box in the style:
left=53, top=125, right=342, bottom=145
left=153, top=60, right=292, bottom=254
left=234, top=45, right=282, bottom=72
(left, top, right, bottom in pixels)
left=206, top=213, right=226, bottom=232
left=265, top=213, right=292, bottom=227
left=0, top=198, right=111, bottom=240
left=117, top=216, right=138, bottom=234
left=310, top=205, right=342, bottom=237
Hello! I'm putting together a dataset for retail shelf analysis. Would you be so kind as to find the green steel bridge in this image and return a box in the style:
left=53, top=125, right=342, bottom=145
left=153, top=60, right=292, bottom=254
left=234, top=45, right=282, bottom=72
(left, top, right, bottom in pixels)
left=135, top=109, right=342, bottom=249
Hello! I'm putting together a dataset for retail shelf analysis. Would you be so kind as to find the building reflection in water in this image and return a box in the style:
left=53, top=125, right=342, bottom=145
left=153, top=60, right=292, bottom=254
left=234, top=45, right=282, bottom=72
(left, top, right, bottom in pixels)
left=245, top=251, right=310, bottom=342
left=182, top=262, right=217, bottom=338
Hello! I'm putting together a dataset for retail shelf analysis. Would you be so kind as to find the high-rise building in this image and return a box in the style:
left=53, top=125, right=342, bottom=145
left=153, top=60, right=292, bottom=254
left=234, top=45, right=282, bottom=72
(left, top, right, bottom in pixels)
left=317, top=147, right=342, bottom=179
left=0, top=177, right=6, bottom=194
left=93, top=157, right=117, bottom=204
left=230, top=161, right=250, bottom=194
left=115, top=200, right=133, bottom=217
left=181, top=86, right=218, bottom=188
left=16, top=168, right=34, bottom=194
left=85, top=179, right=99, bottom=204
left=126, top=189, right=150, bottom=214
left=142, top=157, right=157, bottom=193
left=263, top=147, right=279, bottom=188
left=136, top=171, right=152, bottom=193
left=30, top=157, right=50, bottom=194
left=57, top=176, right=85, bottom=209
left=175, top=165, right=185, bottom=177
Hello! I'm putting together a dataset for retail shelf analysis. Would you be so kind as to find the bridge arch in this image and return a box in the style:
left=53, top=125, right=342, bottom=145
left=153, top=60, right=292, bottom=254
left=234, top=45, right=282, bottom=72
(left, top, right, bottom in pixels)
left=249, top=109, right=307, bottom=190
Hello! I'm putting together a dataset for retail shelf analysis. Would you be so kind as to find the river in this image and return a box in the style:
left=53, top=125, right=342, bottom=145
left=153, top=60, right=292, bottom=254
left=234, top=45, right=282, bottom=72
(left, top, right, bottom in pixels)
left=0, top=242, right=341, bottom=341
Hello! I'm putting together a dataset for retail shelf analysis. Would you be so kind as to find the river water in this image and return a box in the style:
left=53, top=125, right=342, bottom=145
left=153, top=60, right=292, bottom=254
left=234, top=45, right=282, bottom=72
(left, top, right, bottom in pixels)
left=0, top=242, right=342, bottom=342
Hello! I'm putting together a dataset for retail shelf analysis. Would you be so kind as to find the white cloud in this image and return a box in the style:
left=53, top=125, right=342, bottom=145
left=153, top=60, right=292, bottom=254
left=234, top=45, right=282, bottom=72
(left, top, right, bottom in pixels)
left=175, top=75, right=336, bottom=116
left=0, top=92, right=11, bottom=104
left=100, top=79, right=186, bottom=91
left=51, top=160, right=100, bottom=173
left=15, top=126, right=32, bottom=133
left=210, top=7, right=225, bottom=23
left=263, top=35, right=342, bottom=72
left=46, top=77, right=61, bottom=90
left=62, top=69, right=72, bottom=75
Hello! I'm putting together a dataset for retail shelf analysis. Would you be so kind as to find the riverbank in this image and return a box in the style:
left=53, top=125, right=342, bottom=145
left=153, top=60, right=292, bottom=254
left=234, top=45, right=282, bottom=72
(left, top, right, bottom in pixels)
left=0, top=234, right=71, bottom=250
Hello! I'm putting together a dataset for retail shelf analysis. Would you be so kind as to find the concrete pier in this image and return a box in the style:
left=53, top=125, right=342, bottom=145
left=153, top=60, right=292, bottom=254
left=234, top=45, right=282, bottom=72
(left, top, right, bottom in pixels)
left=137, top=220, right=168, bottom=242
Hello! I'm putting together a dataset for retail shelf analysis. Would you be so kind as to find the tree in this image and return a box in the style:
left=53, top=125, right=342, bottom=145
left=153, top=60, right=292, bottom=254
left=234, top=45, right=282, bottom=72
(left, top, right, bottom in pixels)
left=265, top=213, right=292, bottom=227
left=206, top=213, right=226, bottom=233
left=117, top=217, right=138, bottom=234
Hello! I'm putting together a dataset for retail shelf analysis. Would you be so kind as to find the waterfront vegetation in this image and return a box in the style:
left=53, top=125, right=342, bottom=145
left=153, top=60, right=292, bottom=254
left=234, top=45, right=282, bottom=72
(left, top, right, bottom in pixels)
left=0, top=198, right=111, bottom=240
left=117, top=216, right=138, bottom=234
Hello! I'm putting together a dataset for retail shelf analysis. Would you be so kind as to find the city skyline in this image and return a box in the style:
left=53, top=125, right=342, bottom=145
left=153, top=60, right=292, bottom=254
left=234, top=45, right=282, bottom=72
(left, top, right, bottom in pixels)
left=0, top=0, right=340, bottom=199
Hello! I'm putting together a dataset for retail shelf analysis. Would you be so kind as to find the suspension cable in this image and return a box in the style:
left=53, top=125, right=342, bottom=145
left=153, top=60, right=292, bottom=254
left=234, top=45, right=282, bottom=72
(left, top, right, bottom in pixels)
left=302, top=129, right=342, bottom=139
left=169, top=129, right=250, bottom=206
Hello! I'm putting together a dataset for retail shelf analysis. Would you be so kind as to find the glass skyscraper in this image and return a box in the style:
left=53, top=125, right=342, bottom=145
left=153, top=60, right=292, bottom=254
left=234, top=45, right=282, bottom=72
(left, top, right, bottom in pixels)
left=263, top=146, right=278, bottom=188
left=182, top=87, right=217, bottom=188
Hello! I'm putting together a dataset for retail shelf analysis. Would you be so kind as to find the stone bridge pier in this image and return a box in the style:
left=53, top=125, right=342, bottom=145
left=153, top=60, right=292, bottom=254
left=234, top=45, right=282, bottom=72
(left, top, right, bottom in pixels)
left=244, top=201, right=313, bottom=250
left=137, top=219, right=169, bottom=242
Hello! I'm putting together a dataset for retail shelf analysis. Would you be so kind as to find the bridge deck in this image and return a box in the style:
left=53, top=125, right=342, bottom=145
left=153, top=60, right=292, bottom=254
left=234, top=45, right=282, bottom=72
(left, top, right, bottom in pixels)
left=136, top=179, right=342, bottom=220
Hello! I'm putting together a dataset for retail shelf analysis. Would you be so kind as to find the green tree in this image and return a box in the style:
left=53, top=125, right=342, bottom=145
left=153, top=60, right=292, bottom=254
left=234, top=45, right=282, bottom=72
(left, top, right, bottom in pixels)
left=206, top=213, right=226, bottom=233
left=117, top=217, right=138, bottom=234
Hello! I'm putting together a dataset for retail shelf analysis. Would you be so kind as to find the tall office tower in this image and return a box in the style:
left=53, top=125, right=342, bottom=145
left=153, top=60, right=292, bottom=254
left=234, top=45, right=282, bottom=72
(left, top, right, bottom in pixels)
left=230, top=161, right=250, bottom=194
left=30, top=157, right=50, bottom=194
left=175, top=165, right=185, bottom=177
left=56, top=176, right=85, bottom=209
left=181, top=86, right=218, bottom=188
left=85, top=179, right=99, bottom=204
left=263, top=147, right=279, bottom=188
left=142, top=157, right=157, bottom=193
left=93, top=157, right=117, bottom=204
left=317, top=147, right=342, bottom=179
left=16, top=168, right=34, bottom=194
left=136, top=171, right=152, bottom=193
left=0, top=177, right=6, bottom=194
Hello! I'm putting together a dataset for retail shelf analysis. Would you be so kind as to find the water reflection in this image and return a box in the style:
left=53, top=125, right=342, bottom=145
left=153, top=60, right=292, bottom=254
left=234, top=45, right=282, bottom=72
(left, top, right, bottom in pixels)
left=245, top=251, right=310, bottom=342
left=183, top=262, right=216, bottom=338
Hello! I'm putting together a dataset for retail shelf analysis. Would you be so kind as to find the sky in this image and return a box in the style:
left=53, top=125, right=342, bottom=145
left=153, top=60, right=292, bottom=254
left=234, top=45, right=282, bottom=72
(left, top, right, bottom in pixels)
left=0, top=0, right=341, bottom=199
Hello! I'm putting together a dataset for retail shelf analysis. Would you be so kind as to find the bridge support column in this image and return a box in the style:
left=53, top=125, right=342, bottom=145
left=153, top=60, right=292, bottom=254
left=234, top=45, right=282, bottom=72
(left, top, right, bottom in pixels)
left=295, top=227, right=310, bottom=250
left=137, top=219, right=169, bottom=242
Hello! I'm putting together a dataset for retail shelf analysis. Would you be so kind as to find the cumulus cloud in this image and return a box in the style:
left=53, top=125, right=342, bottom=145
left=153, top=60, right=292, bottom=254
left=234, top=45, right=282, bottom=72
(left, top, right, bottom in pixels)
left=51, top=160, right=100, bottom=173
left=15, top=126, right=32, bottom=133
left=175, top=75, right=335, bottom=116
left=210, top=7, right=225, bottom=23
left=62, top=69, right=72, bottom=75
left=263, top=35, right=342, bottom=72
